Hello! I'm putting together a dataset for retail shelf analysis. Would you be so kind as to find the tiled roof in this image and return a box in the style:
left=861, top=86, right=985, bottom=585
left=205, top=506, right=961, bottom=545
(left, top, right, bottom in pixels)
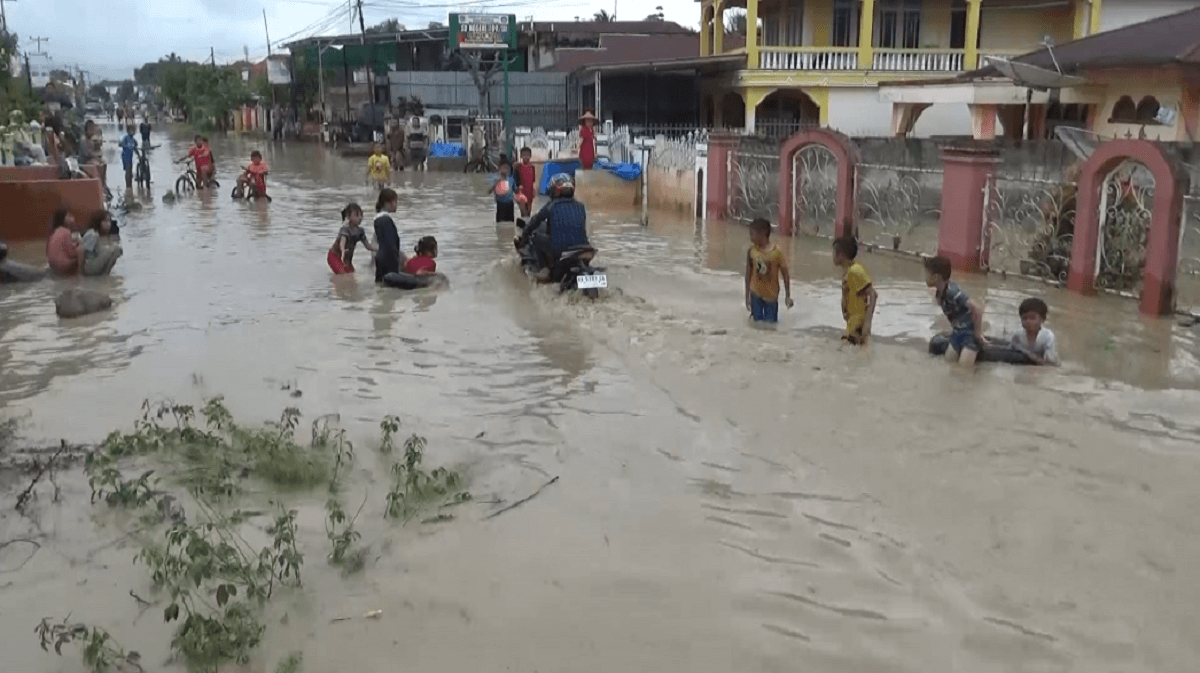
left=1003, top=6, right=1200, bottom=73
left=542, top=34, right=701, bottom=72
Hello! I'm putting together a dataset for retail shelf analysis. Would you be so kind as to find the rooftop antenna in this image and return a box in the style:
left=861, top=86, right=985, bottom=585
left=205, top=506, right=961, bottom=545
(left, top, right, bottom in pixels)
left=1041, top=35, right=1063, bottom=75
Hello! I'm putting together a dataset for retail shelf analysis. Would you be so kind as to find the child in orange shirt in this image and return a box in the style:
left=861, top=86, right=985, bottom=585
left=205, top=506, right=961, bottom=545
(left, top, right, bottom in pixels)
left=236, top=150, right=270, bottom=200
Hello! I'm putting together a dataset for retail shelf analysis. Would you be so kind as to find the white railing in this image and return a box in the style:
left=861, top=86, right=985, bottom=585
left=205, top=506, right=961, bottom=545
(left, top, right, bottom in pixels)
left=871, top=49, right=965, bottom=72
left=759, top=48, right=859, bottom=71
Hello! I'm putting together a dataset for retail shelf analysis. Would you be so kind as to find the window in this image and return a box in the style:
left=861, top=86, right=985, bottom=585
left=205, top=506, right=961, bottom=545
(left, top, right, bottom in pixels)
left=1136, top=96, right=1161, bottom=123
left=832, top=0, right=860, bottom=47
left=1109, top=95, right=1137, bottom=122
left=876, top=0, right=921, bottom=49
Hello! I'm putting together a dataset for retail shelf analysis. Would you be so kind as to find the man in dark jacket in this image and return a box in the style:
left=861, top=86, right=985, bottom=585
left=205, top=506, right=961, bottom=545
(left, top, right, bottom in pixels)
left=515, top=173, right=589, bottom=274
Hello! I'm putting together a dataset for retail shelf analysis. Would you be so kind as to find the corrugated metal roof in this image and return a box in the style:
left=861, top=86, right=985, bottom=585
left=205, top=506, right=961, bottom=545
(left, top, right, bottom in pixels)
left=1005, top=7, right=1200, bottom=72
left=577, top=53, right=745, bottom=75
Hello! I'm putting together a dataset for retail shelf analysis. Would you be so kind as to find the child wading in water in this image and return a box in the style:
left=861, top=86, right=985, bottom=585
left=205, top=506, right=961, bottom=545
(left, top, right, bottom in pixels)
left=833, top=236, right=877, bottom=345
left=366, top=144, right=391, bottom=188
left=925, top=255, right=986, bottom=366
left=515, top=147, right=537, bottom=218
left=404, top=236, right=437, bottom=275
left=491, top=160, right=517, bottom=222
left=373, top=188, right=405, bottom=283
left=744, top=218, right=793, bottom=323
left=327, top=202, right=377, bottom=275
left=1012, top=297, right=1059, bottom=366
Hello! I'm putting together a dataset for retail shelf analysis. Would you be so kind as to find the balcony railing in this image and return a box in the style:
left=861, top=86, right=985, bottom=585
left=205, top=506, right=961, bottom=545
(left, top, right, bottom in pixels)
left=759, top=47, right=859, bottom=71
left=871, top=49, right=965, bottom=72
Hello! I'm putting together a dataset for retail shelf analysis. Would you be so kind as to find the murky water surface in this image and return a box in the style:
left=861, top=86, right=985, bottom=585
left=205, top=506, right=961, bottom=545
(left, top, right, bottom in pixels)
left=3, top=125, right=1200, bottom=672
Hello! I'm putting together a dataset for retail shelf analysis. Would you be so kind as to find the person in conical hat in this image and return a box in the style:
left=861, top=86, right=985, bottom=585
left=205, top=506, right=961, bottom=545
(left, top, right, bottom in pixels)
left=577, top=109, right=596, bottom=170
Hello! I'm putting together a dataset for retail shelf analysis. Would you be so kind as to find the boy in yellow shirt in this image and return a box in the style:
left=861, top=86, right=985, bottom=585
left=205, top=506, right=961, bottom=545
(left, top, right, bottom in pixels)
left=833, top=236, right=878, bottom=345
left=744, top=218, right=793, bottom=323
left=366, top=144, right=391, bottom=188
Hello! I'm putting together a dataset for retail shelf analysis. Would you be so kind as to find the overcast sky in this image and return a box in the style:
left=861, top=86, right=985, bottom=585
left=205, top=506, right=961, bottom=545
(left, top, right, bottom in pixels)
left=10, top=0, right=698, bottom=81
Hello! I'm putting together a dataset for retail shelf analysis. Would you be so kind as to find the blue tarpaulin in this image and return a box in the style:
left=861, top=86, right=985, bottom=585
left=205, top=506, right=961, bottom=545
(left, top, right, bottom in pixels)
left=429, top=142, right=465, bottom=158
left=595, top=159, right=643, bottom=181
left=539, top=160, right=581, bottom=195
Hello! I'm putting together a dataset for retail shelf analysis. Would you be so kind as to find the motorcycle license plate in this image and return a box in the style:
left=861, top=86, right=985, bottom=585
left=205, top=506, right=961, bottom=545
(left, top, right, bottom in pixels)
left=576, top=274, right=608, bottom=289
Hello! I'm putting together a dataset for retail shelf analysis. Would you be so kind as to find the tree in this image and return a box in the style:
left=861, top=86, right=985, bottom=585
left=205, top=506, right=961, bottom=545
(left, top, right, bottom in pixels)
left=725, top=10, right=747, bottom=35
left=135, top=53, right=182, bottom=86
left=89, top=83, right=111, bottom=102
left=645, top=6, right=665, bottom=21
left=366, top=18, right=404, bottom=33
left=593, top=10, right=614, bottom=22
left=158, top=60, right=251, bottom=130
left=451, top=50, right=506, bottom=115
left=117, top=80, right=136, bottom=103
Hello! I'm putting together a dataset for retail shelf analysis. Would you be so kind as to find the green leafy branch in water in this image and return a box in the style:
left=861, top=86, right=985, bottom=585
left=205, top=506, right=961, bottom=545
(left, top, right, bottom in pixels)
left=34, top=618, right=143, bottom=673
left=86, top=465, right=158, bottom=508
left=325, top=495, right=367, bottom=573
left=275, top=652, right=303, bottom=673
left=379, top=415, right=401, bottom=454
left=384, top=434, right=470, bottom=522
left=134, top=496, right=303, bottom=672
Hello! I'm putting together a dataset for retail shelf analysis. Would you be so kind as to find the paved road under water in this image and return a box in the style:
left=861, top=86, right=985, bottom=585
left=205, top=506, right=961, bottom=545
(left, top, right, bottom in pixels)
left=3, top=125, right=1200, bottom=672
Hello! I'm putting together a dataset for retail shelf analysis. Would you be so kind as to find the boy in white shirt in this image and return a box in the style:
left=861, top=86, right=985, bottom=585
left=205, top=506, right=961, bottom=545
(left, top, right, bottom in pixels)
left=1012, top=298, right=1059, bottom=366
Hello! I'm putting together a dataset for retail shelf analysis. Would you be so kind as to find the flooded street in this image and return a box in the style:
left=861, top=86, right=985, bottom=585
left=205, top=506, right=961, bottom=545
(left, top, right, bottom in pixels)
left=4, top=125, right=1200, bottom=672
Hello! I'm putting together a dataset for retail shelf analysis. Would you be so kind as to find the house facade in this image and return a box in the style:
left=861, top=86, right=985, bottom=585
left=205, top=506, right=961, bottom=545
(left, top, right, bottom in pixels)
left=695, top=0, right=1200, bottom=137
left=879, top=6, right=1200, bottom=142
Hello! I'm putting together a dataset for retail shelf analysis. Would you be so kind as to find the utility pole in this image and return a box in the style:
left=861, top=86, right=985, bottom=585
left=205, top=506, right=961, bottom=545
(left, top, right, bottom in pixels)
left=263, top=8, right=276, bottom=106
left=28, top=35, right=48, bottom=53
left=355, top=0, right=375, bottom=109
left=1, top=0, right=12, bottom=33
left=211, top=46, right=216, bottom=70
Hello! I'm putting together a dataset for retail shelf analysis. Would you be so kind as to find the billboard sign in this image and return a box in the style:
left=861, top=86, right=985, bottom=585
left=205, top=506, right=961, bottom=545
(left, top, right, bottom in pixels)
left=267, top=58, right=291, bottom=85
left=448, top=14, right=517, bottom=50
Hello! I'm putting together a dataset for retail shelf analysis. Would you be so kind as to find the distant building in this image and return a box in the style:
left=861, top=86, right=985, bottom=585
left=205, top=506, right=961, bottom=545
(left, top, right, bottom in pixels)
left=27, top=53, right=52, bottom=89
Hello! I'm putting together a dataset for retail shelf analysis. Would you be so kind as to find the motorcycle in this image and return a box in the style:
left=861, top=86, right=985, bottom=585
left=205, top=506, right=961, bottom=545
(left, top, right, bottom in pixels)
left=515, top=219, right=607, bottom=298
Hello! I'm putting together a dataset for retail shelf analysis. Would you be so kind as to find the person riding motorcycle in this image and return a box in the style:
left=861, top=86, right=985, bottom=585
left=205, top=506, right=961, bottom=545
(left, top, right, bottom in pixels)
left=514, top=173, right=590, bottom=277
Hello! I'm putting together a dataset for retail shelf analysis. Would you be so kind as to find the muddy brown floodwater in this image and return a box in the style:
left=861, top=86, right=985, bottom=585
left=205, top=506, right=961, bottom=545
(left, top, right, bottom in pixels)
left=3, top=124, right=1200, bottom=673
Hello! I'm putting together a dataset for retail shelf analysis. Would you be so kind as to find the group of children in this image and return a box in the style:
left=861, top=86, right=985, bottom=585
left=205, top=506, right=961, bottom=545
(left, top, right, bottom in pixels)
left=491, top=147, right=538, bottom=222
left=326, top=188, right=438, bottom=280
left=744, top=218, right=1060, bottom=367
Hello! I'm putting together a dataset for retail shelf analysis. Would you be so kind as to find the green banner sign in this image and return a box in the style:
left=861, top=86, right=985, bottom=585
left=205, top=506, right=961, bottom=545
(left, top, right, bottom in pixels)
left=448, top=13, right=518, bottom=51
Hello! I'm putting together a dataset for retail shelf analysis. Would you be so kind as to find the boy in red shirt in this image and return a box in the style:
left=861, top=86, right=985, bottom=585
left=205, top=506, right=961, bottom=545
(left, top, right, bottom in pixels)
left=515, top=146, right=537, bottom=218
left=237, top=150, right=270, bottom=199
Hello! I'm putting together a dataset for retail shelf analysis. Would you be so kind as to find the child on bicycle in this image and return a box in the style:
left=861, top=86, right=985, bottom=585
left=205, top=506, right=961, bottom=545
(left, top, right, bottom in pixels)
left=183, top=136, right=215, bottom=188
left=237, top=151, right=269, bottom=199
left=119, top=125, right=138, bottom=190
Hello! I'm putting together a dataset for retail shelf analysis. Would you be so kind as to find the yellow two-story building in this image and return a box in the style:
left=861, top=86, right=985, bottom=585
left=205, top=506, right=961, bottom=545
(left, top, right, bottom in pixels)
left=695, top=0, right=1200, bottom=136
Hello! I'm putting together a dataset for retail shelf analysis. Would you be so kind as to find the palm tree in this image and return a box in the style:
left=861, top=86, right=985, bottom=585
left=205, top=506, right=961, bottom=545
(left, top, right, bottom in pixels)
left=593, top=9, right=614, bottom=22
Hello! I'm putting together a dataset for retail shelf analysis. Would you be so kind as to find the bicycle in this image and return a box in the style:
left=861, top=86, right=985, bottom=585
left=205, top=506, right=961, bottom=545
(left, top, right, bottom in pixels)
left=134, top=144, right=158, bottom=190
left=231, top=166, right=271, bottom=202
left=174, top=157, right=220, bottom=195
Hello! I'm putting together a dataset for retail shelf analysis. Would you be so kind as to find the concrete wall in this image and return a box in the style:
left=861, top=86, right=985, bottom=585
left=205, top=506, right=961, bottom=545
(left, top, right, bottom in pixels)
left=1087, top=68, right=1186, bottom=142
left=1099, top=0, right=1200, bottom=32
left=647, top=164, right=698, bottom=216
left=0, top=168, right=105, bottom=242
left=979, top=3, right=1075, bottom=51
left=827, top=88, right=972, bottom=138
left=576, top=169, right=640, bottom=210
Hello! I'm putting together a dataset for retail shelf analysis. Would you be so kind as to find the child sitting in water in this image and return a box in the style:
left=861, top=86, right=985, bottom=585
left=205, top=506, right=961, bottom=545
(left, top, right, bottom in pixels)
left=404, top=236, right=437, bottom=275
left=366, top=144, right=391, bottom=188
left=1011, top=297, right=1059, bottom=366
left=328, top=202, right=377, bottom=275
left=491, top=161, right=516, bottom=223
left=925, top=255, right=986, bottom=366
left=81, top=209, right=123, bottom=277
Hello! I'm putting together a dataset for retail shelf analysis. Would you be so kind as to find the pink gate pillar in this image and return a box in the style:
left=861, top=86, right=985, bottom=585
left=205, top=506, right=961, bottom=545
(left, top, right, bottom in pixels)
left=936, top=147, right=999, bottom=273
left=1067, top=139, right=1190, bottom=316
left=777, top=128, right=859, bottom=237
left=706, top=132, right=739, bottom=220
